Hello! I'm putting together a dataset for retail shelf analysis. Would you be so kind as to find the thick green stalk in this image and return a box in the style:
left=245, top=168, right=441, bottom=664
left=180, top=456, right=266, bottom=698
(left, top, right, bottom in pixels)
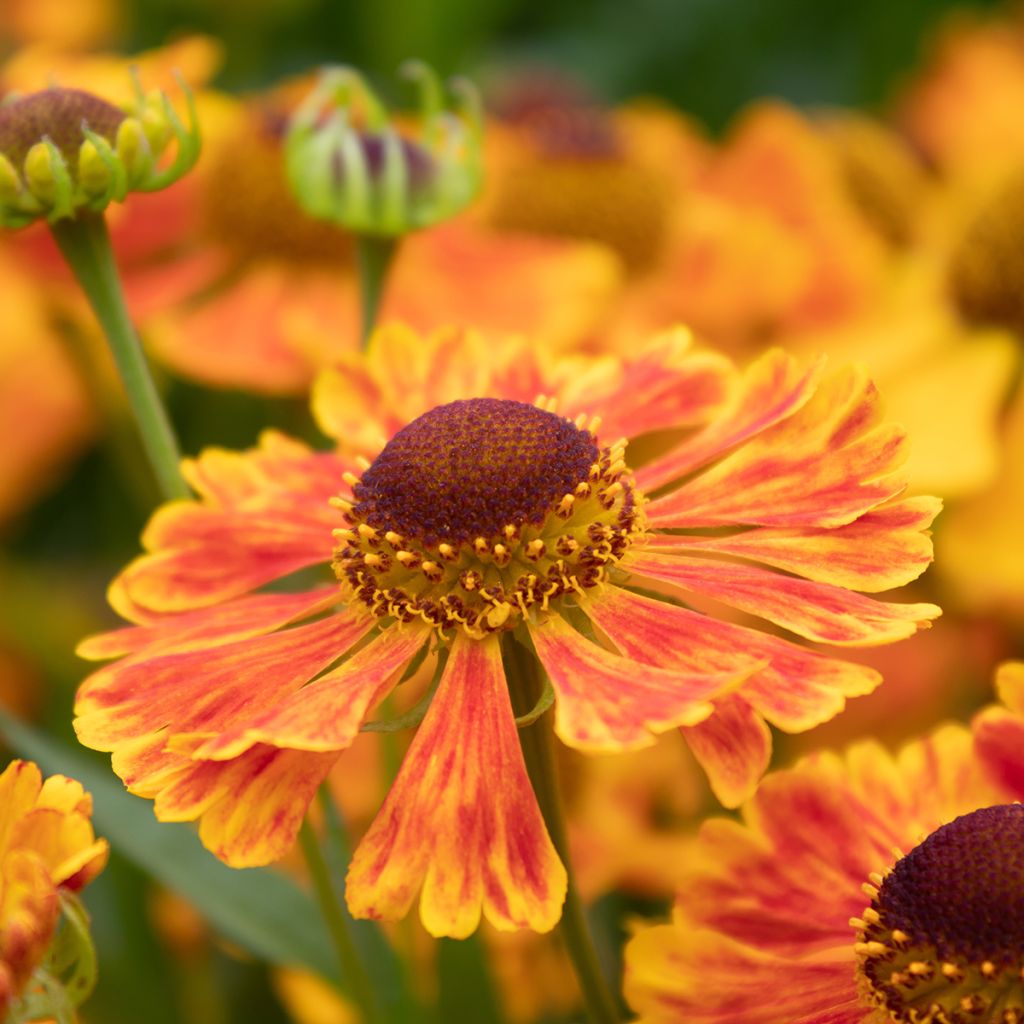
left=503, top=636, right=623, bottom=1024
left=298, top=817, right=385, bottom=1024
left=49, top=212, right=189, bottom=501
left=355, top=234, right=399, bottom=348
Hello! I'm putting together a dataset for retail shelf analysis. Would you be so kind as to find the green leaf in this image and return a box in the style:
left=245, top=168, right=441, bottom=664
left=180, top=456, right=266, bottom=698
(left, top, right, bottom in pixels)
left=0, top=710, right=410, bottom=1020
left=436, top=934, right=506, bottom=1024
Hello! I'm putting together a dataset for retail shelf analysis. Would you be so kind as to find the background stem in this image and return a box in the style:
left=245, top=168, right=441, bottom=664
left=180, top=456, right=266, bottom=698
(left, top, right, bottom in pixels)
left=298, top=817, right=385, bottom=1024
left=503, top=636, right=623, bottom=1024
left=49, top=212, right=189, bottom=502
left=355, top=234, right=399, bottom=348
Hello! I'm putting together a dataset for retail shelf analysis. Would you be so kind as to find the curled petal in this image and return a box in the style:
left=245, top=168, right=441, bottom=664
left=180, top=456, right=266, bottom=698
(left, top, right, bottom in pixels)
left=346, top=634, right=566, bottom=937
left=646, top=363, right=909, bottom=529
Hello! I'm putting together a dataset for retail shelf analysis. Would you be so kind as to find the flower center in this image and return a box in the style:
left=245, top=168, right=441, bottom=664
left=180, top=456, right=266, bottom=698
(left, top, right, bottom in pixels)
left=0, top=87, right=125, bottom=168
left=947, top=172, right=1024, bottom=337
left=854, top=805, right=1024, bottom=1024
left=332, top=398, right=643, bottom=636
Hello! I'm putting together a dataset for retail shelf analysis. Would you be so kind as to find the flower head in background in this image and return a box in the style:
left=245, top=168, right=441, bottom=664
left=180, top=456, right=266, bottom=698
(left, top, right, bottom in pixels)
left=74, top=328, right=939, bottom=937
left=625, top=667, right=1024, bottom=1024
left=0, top=68, right=199, bottom=228
left=0, top=759, right=108, bottom=1017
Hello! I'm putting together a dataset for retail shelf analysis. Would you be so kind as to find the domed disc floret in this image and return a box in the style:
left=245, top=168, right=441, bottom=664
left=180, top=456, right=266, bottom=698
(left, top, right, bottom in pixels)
left=854, top=804, right=1024, bottom=1024
left=332, top=398, right=644, bottom=636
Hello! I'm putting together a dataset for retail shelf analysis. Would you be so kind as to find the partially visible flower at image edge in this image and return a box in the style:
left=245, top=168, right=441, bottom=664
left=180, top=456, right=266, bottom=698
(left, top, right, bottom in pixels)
left=0, top=759, right=108, bottom=1013
left=73, top=326, right=940, bottom=938
left=624, top=661, right=1024, bottom=1024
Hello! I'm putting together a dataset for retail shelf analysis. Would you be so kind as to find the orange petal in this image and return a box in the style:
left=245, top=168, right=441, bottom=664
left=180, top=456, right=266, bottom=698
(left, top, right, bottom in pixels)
left=156, top=745, right=340, bottom=867
left=645, top=363, right=909, bottom=529
left=529, top=613, right=741, bottom=751
left=191, top=624, right=430, bottom=759
left=973, top=706, right=1024, bottom=797
left=78, top=586, right=341, bottom=660
left=623, top=551, right=940, bottom=646
left=75, top=612, right=370, bottom=749
left=995, top=660, right=1024, bottom=715
left=681, top=695, right=772, bottom=808
left=645, top=496, right=940, bottom=593
left=635, top=349, right=824, bottom=493
left=346, top=634, right=566, bottom=937
left=583, top=584, right=878, bottom=733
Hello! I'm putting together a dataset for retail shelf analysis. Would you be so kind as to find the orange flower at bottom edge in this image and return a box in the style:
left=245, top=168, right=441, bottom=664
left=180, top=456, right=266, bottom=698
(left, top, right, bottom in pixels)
left=624, top=665, right=1024, bottom=1024
left=0, top=760, right=108, bottom=1014
left=73, top=329, right=939, bottom=938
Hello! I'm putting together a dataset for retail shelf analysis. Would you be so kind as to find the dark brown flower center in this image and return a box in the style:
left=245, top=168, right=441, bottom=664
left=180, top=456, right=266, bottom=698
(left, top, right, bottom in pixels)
left=333, top=398, right=643, bottom=636
left=0, top=87, right=125, bottom=167
left=948, top=172, right=1024, bottom=337
left=855, top=805, right=1024, bottom=1024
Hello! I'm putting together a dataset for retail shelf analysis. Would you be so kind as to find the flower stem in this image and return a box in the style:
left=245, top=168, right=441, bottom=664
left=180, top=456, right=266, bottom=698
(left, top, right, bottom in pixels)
left=49, top=212, right=189, bottom=502
left=504, top=636, right=623, bottom=1024
left=355, top=234, right=398, bottom=348
left=298, top=816, right=385, bottom=1024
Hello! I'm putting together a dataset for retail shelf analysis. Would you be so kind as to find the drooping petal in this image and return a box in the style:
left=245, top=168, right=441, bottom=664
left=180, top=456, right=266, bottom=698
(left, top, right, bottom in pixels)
left=644, top=496, right=941, bottom=592
left=645, top=363, right=908, bottom=529
left=75, top=611, right=371, bottom=749
left=635, top=349, right=825, bottom=493
left=681, top=695, right=772, bottom=808
left=190, top=624, right=431, bottom=759
left=583, top=584, right=878, bottom=734
left=529, top=613, right=743, bottom=751
left=346, top=635, right=566, bottom=937
left=623, top=550, right=940, bottom=646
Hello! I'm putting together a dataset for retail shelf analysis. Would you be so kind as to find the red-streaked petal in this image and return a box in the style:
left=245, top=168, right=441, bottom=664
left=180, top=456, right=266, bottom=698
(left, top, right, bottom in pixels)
left=635, top=349, right=825, bottom=493
left=148, top=743, right=339, bottom=867
left=681, top=694, right=772, bottom=808
left=625, top=921, right=861, bottom=1024
left=645, top=364, right=909, bottom=529
left=623, top=550, right=941, bottom=646
left=529, top=614, right=743, bottom=751
left=78, top=586, right=341, bottom=660
left=645, top=496, right=941, bottom=592
left=973, top=707, right=1024, bottom=797
left=558, top=327, right=736, bottom=441
left=111, top=510, right=333, bottom=617
left=583, top=584, right=879, bottom=733
left=74, top=611, right=370, bottom=748
left=346, top=634, right=566, bottom=937
left=191, top=625, right=431, bottom=759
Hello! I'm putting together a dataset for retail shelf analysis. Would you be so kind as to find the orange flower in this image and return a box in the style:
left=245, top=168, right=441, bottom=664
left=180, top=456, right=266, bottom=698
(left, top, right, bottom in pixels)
left=480, top=87, right=894, bottom=350
left=74, top=327, right=939, bottom=937
left=0, top=244, right=94, bottom=521
left=0, top=759, right=108, bottom=1014
left=625, top=670, right=1024, bottom=1024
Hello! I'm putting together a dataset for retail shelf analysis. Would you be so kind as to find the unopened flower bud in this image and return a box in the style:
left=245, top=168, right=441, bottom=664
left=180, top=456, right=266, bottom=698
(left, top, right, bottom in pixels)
left=285, top=62, right=482, bottom=236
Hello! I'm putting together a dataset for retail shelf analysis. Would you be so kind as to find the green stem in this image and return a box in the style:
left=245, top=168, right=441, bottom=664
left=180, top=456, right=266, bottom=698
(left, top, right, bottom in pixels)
left=49, top=212, right=189, bottom=501
left=503, top=636, right=623, bottom=1024
left=355, top=234, right=398, bottom=348
left=298, top=817, right=384, bottom=1024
